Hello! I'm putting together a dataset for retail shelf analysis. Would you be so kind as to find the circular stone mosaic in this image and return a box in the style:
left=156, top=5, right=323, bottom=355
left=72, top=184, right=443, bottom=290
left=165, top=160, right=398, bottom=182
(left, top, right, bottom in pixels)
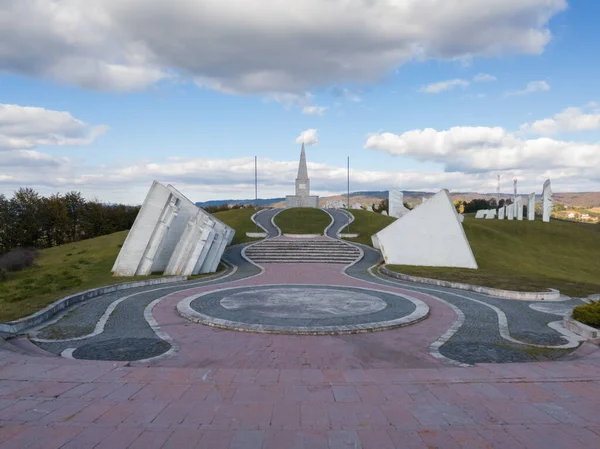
left=178, top=285, right=429, bottom=334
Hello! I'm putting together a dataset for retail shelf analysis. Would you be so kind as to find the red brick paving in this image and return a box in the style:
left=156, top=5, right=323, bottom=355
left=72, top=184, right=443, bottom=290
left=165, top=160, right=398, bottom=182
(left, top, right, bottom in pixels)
left=1, top=264, right=599, bottom=447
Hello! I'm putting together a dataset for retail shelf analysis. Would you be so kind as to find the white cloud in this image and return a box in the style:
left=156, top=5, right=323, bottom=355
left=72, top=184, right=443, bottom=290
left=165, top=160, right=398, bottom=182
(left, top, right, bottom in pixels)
left=520, top=105, right=600, bottom=136
left=2, top=153, right=598, bottom=205
left=0, top=0, right=567, bottom=94
left=0, top=104, right=107, bottom=151
left=365, top=125, right=600, bottom=174
left=302, top=105, right=328, bottom=116
left=262, top=92, right=313, bottom=109
left=473, top=73, right=497, bottom=82
left=419, top=79, right=469, bottom=93
left=505, top=80, right=550, bottom=96
left=296, top=129, right=318, bottom=146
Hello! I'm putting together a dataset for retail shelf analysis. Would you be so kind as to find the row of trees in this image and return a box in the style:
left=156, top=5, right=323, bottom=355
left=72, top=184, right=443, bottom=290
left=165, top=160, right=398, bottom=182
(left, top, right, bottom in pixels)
left=0, top=188, right=141, bottom=255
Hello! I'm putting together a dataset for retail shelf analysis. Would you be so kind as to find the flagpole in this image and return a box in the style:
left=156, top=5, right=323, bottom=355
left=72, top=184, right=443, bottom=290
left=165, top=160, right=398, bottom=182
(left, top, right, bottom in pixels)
left=347, top=156, right=350, bottom=233
left=255, top=155, right=258, bottom=233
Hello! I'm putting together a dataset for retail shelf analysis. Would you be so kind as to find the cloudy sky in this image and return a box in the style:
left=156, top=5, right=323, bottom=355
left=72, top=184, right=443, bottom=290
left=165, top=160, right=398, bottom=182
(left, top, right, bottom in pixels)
left=1, top=0, right=599, bottom=204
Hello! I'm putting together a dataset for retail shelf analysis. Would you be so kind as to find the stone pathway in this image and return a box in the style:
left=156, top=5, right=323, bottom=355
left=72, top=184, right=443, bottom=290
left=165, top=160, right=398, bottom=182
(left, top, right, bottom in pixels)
left=1, top=209, right=599, bottom=447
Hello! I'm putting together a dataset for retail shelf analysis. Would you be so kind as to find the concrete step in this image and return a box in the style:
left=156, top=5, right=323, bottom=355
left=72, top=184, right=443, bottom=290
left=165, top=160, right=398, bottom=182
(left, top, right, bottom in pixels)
left=245, top=238, right=361, bottom=264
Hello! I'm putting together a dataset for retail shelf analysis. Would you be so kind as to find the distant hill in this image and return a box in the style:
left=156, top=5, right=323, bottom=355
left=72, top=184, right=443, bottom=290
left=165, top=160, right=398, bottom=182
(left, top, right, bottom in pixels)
left=197, top=191, right=600, bottom=209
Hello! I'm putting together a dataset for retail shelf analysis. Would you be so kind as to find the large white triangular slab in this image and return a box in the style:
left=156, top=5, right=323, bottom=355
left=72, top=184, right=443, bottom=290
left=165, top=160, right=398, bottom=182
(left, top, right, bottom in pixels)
left=373, top=189, right=478, bottom=269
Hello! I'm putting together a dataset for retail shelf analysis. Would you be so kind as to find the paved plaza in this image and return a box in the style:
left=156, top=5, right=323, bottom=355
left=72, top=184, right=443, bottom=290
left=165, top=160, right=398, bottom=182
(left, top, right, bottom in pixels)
left=1, top=209, right=599, bottom=448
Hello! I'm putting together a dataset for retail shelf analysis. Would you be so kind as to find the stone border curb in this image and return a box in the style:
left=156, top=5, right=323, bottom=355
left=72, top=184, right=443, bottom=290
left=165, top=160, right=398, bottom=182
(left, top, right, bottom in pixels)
left=178, top=283, right=429, bottom=335
left=379, top=266, right=561, bottom=301
left=564, top=317, right=599, bottom=339
left=245, top=232, right=268, bottom=238
left=0, top=276, right=187, bottom=334
left=282, top=233, right=322, bottom=238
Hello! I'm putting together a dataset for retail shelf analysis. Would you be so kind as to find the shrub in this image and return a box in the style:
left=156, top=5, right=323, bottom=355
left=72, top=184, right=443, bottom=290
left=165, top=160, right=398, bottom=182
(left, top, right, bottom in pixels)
left=572, top=300, right=600, bottom=328
left=0, top=267, right=7, bottom=281
left=0, top=248, right=39, bottom=272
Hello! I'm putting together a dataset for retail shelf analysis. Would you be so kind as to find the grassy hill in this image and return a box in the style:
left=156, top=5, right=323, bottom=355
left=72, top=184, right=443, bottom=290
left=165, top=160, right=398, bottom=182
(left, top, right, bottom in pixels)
left=274, top=208, right=332, bottom=234
left=387, top=217, right=600, bottom=297
left=342, top=210, right=397, bottom=246
left=0, top=231, right=165, bottom=322
left=213, top=207, right=264, bottom=246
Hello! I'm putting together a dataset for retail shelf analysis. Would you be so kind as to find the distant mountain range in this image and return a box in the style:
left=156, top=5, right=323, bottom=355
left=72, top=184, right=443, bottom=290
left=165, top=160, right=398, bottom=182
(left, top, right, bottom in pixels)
left=197, top=190, right=600, bottom=209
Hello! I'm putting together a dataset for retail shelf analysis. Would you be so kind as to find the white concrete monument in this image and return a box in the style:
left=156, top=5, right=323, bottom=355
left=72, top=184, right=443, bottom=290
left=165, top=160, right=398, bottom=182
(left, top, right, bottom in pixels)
left=286, top=143, right=319, bottom=208
left=542, top=179, right=553, bottom=222
left=351, top=202, right=362, bottom=210
left=366, top=205, right=374, bottom=212
left=528, top=192, right=536, bottom=220
left=498, top=206, right=505, bottom=220
left=485, top=209, right=496, bottom=219
left=475, top=210, right=486, bottom=219
left=516, top=197, right=524, bottom=221
left=112, top=181, right=234, bottom=277
left=381, top=210, right=388, bottom=216
left=507, top=203, right=515, bottom=220
left=389, top=188, right=410, bottom=218
left=372, top=189, right=478, bottom=269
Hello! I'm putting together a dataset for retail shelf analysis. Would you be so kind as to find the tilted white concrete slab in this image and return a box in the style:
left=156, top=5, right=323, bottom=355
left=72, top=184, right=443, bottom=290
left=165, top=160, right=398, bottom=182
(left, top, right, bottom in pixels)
left=373, top=189, right=478, bottom=269
left=475, top=210, right=486, bottom=219
left=112, top=181, right=234, bottom=277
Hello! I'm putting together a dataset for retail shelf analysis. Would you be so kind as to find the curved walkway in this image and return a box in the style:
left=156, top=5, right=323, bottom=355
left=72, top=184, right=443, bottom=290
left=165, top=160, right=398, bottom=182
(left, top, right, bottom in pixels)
left=1, top=208, right=599, bottom=448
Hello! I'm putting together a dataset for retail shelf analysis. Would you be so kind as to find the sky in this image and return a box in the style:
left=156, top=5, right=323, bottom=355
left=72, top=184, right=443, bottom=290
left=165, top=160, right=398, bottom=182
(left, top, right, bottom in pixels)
left=1, top=0, right=600, bottom=204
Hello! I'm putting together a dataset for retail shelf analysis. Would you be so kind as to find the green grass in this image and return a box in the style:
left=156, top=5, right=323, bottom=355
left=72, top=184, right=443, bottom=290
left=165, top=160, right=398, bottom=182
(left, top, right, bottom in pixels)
left=386, top=218, right=600, bottom=297
left=213, top=207, right=264, bottom=246
left=572, top=300, right=600, bottom=328
left=0, top=230, right=228, bottom=323
left=0, top=231, right=165, bottom=322
left=274, top=208, right=332, bottom=234
left=341, top=209, right=397, bottom=246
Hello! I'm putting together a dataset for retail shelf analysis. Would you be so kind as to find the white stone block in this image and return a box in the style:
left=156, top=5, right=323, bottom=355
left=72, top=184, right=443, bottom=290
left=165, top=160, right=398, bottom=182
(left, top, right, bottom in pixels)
left=485, top=209, right=496, bottom=219
left=528, top=192, right=536, bottom=221
left=389, top=188, right=410, bottom=218
left=373, top=189, right=478, bottom=269
left=507, top=203, right=515, bottom=220
left=516, top=196, right=524, bottom=221
left=542, top=179, right=553, bottom=222
left=475, top=210, right=486, bottom=219
left=498, top=206, right=505, bottom=220
left=381, top=210, right=388, bottom=216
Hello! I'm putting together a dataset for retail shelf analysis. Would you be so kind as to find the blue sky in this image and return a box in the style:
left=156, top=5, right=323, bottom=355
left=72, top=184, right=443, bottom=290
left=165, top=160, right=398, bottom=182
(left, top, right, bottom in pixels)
left=1, top=0, right=599, bottom=203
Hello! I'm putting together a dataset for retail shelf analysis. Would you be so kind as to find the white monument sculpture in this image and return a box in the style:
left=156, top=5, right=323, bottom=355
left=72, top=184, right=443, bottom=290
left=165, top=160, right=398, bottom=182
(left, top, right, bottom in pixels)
left=381, top=210, right=388, bottom=216
left=372, top=189, right=478, bottom=269
left=507, top=203, right=515, bottom=220
left=366, top=204, right=374, bottom=212
left=475, top=210, right=486, bottom=219
left=516, top=196, right=524, bottom=221
left=498, top=206, right=505, bottom=220
left=351, top=202, right=362, bottom=210
left=112, top=181, right=233, bottom=277
left=285, top=143, right=319, bottom=208
left=542, top=179, right=553, bottom=222
left=528, top=192, right=536, bottom=220
left=485, top=209, right=496, bottom=219
left=389, top=188, right=410, bottom=218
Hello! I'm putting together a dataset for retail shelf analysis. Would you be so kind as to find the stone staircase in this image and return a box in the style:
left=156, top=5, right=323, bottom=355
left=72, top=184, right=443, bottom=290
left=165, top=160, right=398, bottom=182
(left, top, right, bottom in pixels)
left=245, top=238, right=361, bottom=264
